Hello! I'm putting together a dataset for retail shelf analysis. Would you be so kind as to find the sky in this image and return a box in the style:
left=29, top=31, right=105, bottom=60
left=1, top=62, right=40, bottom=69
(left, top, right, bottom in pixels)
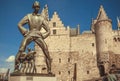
left=0, top=0, right=120, bottom=73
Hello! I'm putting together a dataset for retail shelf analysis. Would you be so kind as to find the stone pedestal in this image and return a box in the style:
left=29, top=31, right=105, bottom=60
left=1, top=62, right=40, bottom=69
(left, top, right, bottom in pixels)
left=10, top=73, right=56, bottom=81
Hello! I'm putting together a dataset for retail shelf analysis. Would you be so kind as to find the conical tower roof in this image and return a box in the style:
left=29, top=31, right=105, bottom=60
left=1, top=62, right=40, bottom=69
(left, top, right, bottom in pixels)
left=96, top=5, right=109, bottom=21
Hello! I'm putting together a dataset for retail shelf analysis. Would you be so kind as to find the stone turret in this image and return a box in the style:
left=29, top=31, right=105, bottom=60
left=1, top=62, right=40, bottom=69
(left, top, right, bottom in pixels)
left=91, top=18, right=96, bottom=33
left=117, top=17, right=120, bottom=30
left=77, top=24, right=80, bottom=34
left=94, top=5, right=112, bottom=76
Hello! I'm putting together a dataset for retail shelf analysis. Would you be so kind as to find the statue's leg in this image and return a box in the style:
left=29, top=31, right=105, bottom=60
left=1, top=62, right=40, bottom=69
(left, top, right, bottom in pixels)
left=23, top=62, right=27, bottom=73
left=21, top=62, right=25, bottom=73
left=34, top=60, right=37, bottom=73
left=35, top=38, right=51, bottom=74
left=29, top=61, right=32, bottom=73
left=19, top=36, right=33, bottom=53
left=20, top=62, right=23, bottom=72
left=32, top=58, right=37, bottom=73
left=26, top=62, right=29, bottom=73
left=14, top=36, right=33, bottom=72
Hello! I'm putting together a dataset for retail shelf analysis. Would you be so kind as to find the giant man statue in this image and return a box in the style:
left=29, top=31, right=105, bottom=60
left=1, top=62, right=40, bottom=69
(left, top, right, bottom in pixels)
left=15, top=1, right=51, bottom=74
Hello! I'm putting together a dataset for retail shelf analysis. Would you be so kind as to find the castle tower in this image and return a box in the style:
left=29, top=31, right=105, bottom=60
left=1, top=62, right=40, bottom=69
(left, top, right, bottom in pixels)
left=94, top=5, right=112, bottom=76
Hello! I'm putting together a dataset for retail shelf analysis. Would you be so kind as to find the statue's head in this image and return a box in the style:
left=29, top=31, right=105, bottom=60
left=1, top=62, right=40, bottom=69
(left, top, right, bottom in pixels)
left=32, top=1, right=40, bottom=9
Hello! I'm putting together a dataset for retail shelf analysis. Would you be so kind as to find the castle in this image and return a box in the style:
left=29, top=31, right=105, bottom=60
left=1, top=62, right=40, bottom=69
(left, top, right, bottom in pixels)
left=35, top=5, right=120, bottom=81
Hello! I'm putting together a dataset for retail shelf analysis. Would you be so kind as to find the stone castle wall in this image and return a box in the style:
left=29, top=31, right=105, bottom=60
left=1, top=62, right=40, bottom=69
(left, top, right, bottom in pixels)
left=45, top=33, right=99, bottom=81
left=35, top=8, right=120, bottom=81
left=112, top=30, right=120, bottom=54
left=35, top=12, right=100, bottom=81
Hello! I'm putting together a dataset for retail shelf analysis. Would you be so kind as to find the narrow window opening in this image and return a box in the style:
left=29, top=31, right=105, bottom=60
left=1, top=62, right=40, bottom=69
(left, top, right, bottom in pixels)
left=59, top=58, right=61, bottom=63
left=53, top=22, right=56, bottom=27
left=53, top=30, right=56, bottom=35
left=68, top=71, right=70, bottom=75
left=59, top=71, right=61, bottom=75
left=68, top=58, right=70, bottom=62
left=92, top=43, right=94, bottom=47
left=87, top=71, right=89, bottom=74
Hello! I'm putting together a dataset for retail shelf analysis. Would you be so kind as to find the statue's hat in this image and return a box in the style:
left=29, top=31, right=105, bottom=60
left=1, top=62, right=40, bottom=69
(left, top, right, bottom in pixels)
left=32, top=1, right=40, bottom=8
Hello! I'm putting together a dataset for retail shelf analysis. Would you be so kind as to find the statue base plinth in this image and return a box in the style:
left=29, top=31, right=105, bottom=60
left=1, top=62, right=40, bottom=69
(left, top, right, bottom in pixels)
left=10, top=73, right=56, bottom=81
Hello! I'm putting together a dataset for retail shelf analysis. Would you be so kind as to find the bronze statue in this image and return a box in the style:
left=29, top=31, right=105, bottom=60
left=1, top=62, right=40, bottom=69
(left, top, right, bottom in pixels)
left=15, top=1, right=51, bottom=74
left=19, top=48, right=36, bottom=73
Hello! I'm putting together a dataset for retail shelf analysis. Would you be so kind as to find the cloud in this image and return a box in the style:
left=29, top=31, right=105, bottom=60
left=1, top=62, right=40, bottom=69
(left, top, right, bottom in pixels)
left=0, top=68, right=8, bottom=73
left=0, top=56, right=14, bottom=73
left=6, top=55, right=15, bottom=62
